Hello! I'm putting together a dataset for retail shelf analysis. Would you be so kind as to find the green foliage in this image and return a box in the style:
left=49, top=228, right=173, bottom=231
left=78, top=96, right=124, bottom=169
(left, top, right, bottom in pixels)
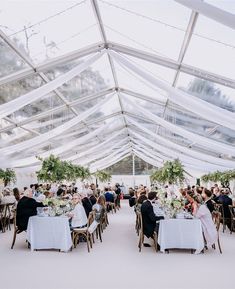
left=94, top=170, right=112, bottom=183
left=0, top=168, right=16, bottom=186
left=150, top=159, right=186, bottom=185
left=201, top=170, right=235, bottom=187
left=36, top=155, right=90, bottom=183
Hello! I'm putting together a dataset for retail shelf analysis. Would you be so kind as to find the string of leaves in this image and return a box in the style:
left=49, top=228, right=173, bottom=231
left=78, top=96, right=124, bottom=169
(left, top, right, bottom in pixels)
left=36, top=155, right=90, bottom=183
left=201, top=170, right=235, bottom=187
left=94, top=170, right=112, bottom=183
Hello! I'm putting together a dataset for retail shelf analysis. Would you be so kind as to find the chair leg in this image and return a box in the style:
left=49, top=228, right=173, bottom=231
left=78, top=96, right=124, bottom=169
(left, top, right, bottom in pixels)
left=153, top=232, right=158, bottom=252
left=98, top=225, right=102, bottom=242
left=218, top=237, right=222, bottom=254
left=11, top=231, right=17, bottom=249
left=86, top=235, right=90, bottom=253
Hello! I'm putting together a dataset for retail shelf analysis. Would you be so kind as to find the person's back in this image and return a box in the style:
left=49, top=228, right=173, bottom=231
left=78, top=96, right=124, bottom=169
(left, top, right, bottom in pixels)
left=82, top=196, right=93, bottom=217
left=218, top=193, right=232, bottom=219
left=141, top=192, right=164, bottom=238
left=16, top=194, right=44, bottom=231
left=104, top=191, right=114, bottom=203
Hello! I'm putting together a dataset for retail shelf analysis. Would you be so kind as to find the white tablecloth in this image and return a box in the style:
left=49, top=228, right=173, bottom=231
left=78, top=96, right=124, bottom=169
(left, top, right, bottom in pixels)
left=158, top=219, right=204, bottom=254
left=26, top=216, right=72, bottom=252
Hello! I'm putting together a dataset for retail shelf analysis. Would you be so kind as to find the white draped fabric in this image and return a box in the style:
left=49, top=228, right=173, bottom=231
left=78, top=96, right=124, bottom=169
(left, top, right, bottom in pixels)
left=130, top=130, right=231, bottom=170
left=89, top=148, right=131, bottom=172
left=132, top=145, right=221, bottom=173
left=123, top=96, right=235, bottom=156
left=5, top=124, right=110, bottom=167
left=71, top=137, right=127, bottom=165
left=175, top=0, right=235, bottom=30
left=90, top=152, right=131, bottom=173
left=27, top=216, right=72, bottom=252
left=110, top=51, right=235, bottom=131
left=126, top=116, right=235, bottom=167
left=67, top=128, right=126, bottom=162
left=158, top=219, right=204, bottom=254
left=0, top=94, right=113, bottom=156
left=0, top=51, right=104, bottom=120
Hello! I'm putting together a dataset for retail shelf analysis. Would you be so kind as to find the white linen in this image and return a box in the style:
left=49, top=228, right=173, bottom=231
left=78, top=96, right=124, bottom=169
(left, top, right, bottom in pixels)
left=26, top=216, right=72, bottom=252
left=0, top=51, right=104, bottom=120
left=0, top=94, right=113, bottom=158
left=175, top=0, right=235, bottom=30
left=110, top=51, right=235, bottom=131
left=158, top=219, right=204, bottom=254
left=123, top=96, right=235, bottom=156
left=130, top=130, right=232, bottom=170
left=127, top=117, right=235, bottom=167
left=71, top=203, right=87, bottom=228
left=90, top=151, right=131, bottom=172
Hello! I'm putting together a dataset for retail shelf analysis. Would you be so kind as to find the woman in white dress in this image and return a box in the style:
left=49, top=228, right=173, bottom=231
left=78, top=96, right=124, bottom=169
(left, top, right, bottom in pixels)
left=69, top=194, right=87, bottom=229
left=192, top=194, right=217, bottom=247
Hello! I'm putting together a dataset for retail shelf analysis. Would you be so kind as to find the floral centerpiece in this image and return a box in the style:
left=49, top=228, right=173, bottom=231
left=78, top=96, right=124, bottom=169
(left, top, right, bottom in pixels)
left=165, top=197, right=185, bottom=218
left=43, top=198, right=72, bottom=216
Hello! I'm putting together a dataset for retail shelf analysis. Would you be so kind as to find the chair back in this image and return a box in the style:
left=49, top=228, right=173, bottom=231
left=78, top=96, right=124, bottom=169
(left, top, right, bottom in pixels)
left=88, top=211, right=95, bottom=227
left=214, top=212, right=221, bottom=231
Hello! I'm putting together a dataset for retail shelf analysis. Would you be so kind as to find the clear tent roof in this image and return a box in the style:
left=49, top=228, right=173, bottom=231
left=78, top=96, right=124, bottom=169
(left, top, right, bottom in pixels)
left=0, top=0, right=234, bottom=175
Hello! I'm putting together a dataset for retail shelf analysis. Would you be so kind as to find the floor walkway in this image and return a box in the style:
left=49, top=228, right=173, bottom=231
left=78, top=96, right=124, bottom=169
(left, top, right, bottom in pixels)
left=0, top=200, right=234, bottom=289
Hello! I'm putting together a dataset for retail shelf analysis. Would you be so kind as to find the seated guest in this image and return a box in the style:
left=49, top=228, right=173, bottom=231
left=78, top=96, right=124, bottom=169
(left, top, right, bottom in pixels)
left=69, top=194, right=87, bottom=229
left=202, top=188, right=215, bottom=213
left=92, top=195, right=106, bottom=223
left=192, top=194, right=217, bottom=247
left=129, top=189, right=136, bottom=208
left=89, top=193, right=97, bottom=206
left=104, top=187, right=115, bottom=212
left=81, top=193, right=93, bottom=217
left=141, top=192, right=164, bottom=245
left=104, top=187, right=114, bottom=203
left=135, top=194, right=147, bottom=213
left=215, top=188, right=232, bottom=229
left=13, top=187, right=21, bottom=202
left=16, top=189, right=44, bottom=231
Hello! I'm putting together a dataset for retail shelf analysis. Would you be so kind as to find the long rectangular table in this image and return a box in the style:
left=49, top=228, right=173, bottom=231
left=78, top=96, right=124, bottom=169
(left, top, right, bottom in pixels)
left=26, top=216, right=72, bottom=252
left=158, top=219, right=204, bottom=254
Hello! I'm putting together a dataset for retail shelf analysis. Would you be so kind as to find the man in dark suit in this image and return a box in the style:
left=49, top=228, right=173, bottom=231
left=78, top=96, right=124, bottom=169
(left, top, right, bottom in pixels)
left=16, top=190, right=44, bottom=231
left=215, top=188, right=232, bottom=229
left=202, top=188, right=215, bottom=213
left=141, top=191, right=164, bottom=244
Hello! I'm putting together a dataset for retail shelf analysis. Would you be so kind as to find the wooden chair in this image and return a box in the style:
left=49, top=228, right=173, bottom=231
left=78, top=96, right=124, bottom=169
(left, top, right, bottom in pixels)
left=11, top=209, right=21, bottom=249
left=100, top=210, right=109, bottom=232
left=0, top=204, right=6, bottom=233
left=228, top=205, right=235, bottom=234
left=4, top=203, right=15, bottom=231
left=135, top=210, right=141, bottom=236
left=136, top=211, right=158, bottom=253
left=212, top=211, right=222, bottom=254
left=106, top=202, right=116, bottom=214
left=72, top=212, right=94, bottom=252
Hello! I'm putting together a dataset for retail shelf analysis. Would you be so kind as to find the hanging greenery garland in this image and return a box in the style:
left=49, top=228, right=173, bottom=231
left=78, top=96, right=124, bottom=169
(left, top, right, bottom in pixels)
left=201, top=170, right=235, bottom=187
left=150, top=159, right=186, bottom=185
left=0, top=168, right=16, bottom=186
left=36, top=155, right=90, bottom=183
left=93, top=170, right=112, bottom=183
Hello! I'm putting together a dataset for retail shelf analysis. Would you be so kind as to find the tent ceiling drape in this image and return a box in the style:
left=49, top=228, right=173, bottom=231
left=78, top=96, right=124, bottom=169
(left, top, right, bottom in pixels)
left=0, top=0, right=234, bottom=176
